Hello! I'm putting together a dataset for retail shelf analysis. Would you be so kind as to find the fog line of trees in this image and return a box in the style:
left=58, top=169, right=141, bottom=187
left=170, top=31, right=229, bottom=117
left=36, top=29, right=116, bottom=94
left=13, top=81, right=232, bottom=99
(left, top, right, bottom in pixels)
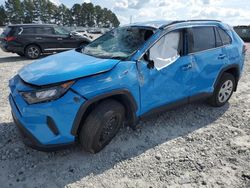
left=0, top=0, right=120, bottom=27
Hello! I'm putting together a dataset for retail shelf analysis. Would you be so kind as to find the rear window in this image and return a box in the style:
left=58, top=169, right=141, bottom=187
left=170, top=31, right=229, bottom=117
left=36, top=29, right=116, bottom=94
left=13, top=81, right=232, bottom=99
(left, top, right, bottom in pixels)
left=214, top=27, right=223, bottom=47
left=1, top=27, right=13, bottom=37
left=217, top=27, right=231, bottom=45
left=22, top=27, right=36, bottom=35
left=188, top=26, right=216, bottom=53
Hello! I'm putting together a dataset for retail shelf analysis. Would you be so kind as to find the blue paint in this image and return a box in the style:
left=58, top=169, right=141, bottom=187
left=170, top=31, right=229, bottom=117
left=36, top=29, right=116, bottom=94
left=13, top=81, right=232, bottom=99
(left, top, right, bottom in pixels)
left=19, top=50, right=120, bottom=85
left=9, top=20, right=245, bottom=149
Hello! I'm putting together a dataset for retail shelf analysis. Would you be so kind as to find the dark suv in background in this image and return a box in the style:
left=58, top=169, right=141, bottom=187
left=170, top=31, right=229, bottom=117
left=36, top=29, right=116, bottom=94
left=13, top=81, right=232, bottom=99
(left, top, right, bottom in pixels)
left=0, top=24, right=91, bottom=59
left=234, top=26, right=250, bottom=42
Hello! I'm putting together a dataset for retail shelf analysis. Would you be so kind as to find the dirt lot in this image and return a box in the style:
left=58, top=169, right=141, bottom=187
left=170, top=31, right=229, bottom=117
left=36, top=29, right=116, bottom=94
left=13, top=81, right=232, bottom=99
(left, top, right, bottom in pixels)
left=0, top=47, right=250, bottom=188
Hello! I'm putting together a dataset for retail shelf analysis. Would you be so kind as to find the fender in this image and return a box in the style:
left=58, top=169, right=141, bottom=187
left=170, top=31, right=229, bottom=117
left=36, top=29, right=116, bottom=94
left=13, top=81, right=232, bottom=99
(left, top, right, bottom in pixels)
left=71, top=89, right=138, bottom=136
left=213, top=64, right=240, bottom=91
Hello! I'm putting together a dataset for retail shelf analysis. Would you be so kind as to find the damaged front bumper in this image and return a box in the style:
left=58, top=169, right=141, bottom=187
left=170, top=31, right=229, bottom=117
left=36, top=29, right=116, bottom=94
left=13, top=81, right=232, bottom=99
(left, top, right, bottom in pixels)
left=8, top=76, right=86, bottom=151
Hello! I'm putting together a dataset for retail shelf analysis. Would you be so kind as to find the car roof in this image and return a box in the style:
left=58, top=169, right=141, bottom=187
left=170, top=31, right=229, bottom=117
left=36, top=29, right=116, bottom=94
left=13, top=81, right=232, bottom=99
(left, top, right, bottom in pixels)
left=126, top=20, right=222, bottom=29
left=8, top=24, right=56, bottom=27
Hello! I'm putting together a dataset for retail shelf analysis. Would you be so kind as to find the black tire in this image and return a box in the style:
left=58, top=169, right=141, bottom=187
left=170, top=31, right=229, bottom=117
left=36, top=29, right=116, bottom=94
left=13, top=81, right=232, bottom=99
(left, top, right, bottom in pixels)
left=208, top=73, right=235, bottom=107
left=79, top=99, right=125, bottom=153
left=25, top=45, right=41, bottom=59
left=17, top=52, right=25, bottom=57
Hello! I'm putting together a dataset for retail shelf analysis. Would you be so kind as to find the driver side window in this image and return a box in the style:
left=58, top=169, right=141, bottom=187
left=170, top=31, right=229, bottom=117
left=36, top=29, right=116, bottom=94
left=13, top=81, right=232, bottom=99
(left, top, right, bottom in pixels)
left=149, top=30, right=182, bottom=70
left=54, top=26, right=69, bottom=36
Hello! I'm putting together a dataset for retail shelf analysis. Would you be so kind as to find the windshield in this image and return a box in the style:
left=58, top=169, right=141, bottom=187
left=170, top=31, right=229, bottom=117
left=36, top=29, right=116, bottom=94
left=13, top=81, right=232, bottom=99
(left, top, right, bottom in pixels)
left=82, top=26, right=154, bottom=59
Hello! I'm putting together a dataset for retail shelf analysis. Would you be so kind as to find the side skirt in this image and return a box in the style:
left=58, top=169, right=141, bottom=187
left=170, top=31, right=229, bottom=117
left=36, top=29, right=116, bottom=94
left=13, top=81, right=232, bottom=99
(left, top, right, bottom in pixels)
left=139, top=92, right=212, bottom=121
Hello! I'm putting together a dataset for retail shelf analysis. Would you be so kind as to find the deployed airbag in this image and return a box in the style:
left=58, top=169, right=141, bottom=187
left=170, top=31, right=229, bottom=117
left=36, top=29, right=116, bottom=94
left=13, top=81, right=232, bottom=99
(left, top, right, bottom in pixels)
left=150, top=31, right=180, bottom=70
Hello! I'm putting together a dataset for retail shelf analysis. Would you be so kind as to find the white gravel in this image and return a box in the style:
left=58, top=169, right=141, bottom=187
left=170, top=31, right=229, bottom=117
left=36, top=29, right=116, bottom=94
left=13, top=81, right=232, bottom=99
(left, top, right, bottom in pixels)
left=0, top=47, right=250, bottom=188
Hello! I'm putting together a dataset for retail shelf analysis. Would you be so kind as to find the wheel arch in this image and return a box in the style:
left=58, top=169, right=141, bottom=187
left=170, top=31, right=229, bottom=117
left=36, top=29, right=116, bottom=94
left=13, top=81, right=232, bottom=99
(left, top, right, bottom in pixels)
left=214, top=64, right=240, bottom=91
left=71, top=89, right=139, bottom=136
left=24, top=43, right=43, bottom=53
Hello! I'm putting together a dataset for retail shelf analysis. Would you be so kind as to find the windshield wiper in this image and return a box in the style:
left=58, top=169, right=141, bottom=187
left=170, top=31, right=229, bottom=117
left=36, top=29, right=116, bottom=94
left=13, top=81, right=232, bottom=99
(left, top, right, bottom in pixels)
left=109, top=56, right=126, bottom=60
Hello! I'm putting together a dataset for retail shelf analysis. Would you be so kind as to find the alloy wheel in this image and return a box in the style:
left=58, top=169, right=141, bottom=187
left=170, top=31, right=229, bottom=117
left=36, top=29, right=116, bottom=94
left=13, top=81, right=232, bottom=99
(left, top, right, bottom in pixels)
left=218, top=80, right=233, bottom=103
left=27, top=47, right=40, bottom=58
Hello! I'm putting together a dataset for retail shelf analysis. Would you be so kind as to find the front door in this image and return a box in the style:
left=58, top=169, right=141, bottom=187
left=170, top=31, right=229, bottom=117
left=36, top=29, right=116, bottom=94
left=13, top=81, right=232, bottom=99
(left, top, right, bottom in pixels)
left=34, top=27, right=61, bottom=50
left=137, top=29, right=194, bottom=115
left=53, top=26, right=78, bottom=50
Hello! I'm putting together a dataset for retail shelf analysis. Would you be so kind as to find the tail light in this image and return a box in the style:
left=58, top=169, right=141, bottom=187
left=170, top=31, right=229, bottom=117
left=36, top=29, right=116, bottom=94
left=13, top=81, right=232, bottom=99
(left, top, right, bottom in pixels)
left=243, top=44, right=247, bottom=55
left=4, top=36, right=16, bottom=42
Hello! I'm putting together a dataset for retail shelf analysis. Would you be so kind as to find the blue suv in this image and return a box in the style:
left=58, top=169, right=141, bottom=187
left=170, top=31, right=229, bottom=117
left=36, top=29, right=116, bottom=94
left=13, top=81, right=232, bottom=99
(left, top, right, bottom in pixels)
left=9, top=20, right=246, bottom=153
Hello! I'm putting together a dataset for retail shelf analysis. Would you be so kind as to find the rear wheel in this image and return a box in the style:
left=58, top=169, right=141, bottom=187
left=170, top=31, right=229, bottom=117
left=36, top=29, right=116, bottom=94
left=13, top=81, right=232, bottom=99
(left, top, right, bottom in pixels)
left=208, top=73, right=235, bottom=107
left=79, top=99, right=125, bottom=153
left=25, top=45, right=41, bottom=59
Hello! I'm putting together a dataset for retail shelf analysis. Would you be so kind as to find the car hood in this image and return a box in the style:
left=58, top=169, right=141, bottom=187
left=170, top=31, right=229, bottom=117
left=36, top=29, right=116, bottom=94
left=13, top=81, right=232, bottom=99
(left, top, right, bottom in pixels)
left=19, top=50, right=120, bottom=86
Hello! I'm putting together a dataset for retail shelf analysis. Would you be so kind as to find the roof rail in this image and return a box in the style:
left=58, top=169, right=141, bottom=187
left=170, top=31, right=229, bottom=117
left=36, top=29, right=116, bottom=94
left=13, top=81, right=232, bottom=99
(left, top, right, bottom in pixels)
left=160, top=19, right=221, bottom=29
left=187, top=19, right=221, bottom=22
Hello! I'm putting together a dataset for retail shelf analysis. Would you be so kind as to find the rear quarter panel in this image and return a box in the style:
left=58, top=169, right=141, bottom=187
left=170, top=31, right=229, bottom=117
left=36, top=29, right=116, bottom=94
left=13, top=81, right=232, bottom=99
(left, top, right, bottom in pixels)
left=222, top=24, right=245, bottom=72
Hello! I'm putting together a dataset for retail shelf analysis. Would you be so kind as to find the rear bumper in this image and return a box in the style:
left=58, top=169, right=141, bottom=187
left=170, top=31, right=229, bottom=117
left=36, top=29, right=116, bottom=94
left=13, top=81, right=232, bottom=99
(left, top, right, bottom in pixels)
left=0, top=42, right=24, bottom=53
left=0, top=42, right=9, bottom=52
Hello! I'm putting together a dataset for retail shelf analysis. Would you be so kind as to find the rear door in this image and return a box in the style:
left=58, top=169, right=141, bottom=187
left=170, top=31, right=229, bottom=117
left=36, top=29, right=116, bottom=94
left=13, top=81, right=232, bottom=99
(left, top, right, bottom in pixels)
left=17, top=27, right=37, bottom=46
left=19, top=26, right=58, bottom=51
left=187, top=26, right=229, bottom=96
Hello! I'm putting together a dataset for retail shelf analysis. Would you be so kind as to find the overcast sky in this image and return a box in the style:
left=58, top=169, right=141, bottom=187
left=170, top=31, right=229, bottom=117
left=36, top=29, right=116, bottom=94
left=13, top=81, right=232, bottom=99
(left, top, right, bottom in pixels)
left=1, top=0, right=250, bottom=26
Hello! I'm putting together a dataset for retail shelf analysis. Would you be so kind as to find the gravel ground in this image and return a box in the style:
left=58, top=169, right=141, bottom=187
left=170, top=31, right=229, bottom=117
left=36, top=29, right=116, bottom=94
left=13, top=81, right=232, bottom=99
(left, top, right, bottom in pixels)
left=0, top=47, right=250, bottom=188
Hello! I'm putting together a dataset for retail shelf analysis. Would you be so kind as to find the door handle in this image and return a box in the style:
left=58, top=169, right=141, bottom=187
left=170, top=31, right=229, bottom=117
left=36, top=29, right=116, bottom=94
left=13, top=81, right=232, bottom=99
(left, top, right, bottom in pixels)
left=35, top=37, right=42, bottom=40
left=218, top=54, right=226, bottom=59
left=182, top=63, right=192, bottom=71
left=57, top=38, right=63, bottom=40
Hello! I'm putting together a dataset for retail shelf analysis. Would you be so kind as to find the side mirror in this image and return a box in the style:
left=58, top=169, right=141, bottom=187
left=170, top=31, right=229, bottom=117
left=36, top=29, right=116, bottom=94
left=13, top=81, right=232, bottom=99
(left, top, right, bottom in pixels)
left=69, top=32, right=73, bottom=37
left=143, top=51, right=154, bottom=69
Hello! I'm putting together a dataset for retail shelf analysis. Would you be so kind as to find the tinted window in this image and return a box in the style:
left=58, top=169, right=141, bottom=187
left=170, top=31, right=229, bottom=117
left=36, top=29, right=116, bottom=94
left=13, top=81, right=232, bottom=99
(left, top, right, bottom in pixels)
left=214, top=27, right=223, bottom=47
left=1, top=27, right=16, bottom=37
left=22, top=27, right=36, bottom=35
left=217, top=27, right=231, bottom=45
left=2, top=27, right=12, bottom=36
left=36, top=27, right=54, bottom=35
left=54, top=26, right=69, bottom=35
left=188, top=27, right=216, bottom=53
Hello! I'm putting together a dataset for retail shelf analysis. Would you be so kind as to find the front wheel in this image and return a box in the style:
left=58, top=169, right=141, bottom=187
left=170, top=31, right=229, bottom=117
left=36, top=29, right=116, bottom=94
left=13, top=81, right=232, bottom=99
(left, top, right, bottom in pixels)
left=79, top=99, right=125, bottom=153
left=208, top=73, right=235, bottom=107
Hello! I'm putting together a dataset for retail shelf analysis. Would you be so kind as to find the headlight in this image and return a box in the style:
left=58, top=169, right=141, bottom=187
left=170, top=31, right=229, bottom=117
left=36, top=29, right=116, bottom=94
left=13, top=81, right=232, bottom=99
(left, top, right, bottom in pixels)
left=20, top=81, right=75, bottom=104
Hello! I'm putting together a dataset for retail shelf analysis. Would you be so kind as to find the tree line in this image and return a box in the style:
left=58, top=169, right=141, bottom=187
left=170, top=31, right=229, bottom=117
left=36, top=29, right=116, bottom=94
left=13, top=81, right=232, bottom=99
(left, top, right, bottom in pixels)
left=0, top=0, right=120, bottom=27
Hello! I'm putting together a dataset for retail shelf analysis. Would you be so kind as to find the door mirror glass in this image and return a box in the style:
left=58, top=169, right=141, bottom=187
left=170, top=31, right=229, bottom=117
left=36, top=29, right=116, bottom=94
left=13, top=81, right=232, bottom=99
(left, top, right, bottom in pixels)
left=149, top=31, right=180, bottom=70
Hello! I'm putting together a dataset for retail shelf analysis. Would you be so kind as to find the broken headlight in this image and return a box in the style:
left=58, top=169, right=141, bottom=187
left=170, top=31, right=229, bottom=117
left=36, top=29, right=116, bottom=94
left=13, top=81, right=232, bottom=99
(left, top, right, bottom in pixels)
left=20, top=81, right=75, bottom=104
